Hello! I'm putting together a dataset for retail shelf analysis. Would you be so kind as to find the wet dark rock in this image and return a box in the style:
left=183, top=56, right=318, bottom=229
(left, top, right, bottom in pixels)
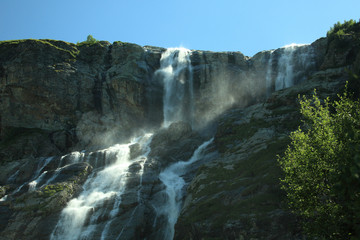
left=129, top=143, right=142, bottom=160
left=149, top=121, right=204, bottom=168
left=49, top=162, right=93, bottom=184
left=0, top=160, right=92, bottom=240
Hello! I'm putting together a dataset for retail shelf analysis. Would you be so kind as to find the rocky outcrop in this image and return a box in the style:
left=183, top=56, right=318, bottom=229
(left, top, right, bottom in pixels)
left=0, top=158, right=92, bottom=240
left=149, top=121, right=204, bottom=167
left=0, top=40, right=164, bottom=154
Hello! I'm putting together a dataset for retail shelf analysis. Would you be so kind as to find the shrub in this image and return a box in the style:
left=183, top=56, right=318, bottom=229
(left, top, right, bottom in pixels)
left=77, top=35, right=99, bottom=46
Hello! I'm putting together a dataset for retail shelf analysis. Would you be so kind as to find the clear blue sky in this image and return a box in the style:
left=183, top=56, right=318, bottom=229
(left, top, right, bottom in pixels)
left=1, top=0, right=359, bottom=56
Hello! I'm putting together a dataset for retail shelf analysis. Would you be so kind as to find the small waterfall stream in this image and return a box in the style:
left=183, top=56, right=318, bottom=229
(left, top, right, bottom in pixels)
left=158, top=138, right=214, bottom=240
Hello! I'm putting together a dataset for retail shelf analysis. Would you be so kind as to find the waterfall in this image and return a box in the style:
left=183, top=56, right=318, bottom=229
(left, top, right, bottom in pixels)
left=156, top=48, right=194, bottom=127
left=157, top=138, right=213, bottom=240
left=11, top=156, right=55, bottom=194
left=50, top=133, right=153, bottom=240
left=275, top=45, right=297, bottom=90
left=265, top=50, right=275, bottom=96
left=48, top=47, right=197, bottom=240
left=266, top=44, right=315, bottom=92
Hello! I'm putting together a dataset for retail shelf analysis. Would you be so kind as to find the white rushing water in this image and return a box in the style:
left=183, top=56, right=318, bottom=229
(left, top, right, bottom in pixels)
left=49, top=47, right=197, bottom=240
left=156, top=47, right=193, bottom=127
left=11, top=156, right=55, bottom=194
left=275, top=44, right=299, bottom=90
left=158, top=138, right=214, bottom=240
left=265, top=50, right=275, bottom=96
left=265, top=43, right=314, bottom=92
left=50, top=133, right=153, bottom=240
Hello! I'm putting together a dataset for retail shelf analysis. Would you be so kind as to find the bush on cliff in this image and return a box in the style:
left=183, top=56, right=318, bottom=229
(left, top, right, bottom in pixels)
left=326, top=19, right=360, bottom=50
left=77, top=34, right=99, bottom=46
left=327, top=19, right=360, bottom=40
left=278, top=85, right=360, bottom=239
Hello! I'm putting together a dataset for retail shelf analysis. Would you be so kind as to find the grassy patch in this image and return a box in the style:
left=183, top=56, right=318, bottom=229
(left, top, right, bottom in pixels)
left=38, top=183, right=67, bottom=198
left=0, top=39, right=79, bottom=59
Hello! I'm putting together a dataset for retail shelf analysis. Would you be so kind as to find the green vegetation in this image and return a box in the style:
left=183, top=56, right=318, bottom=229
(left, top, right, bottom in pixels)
left=0, top=39, right=79, bottom=59
left=278, top=86, right=360, bottom=239
left=326, top=19, right=360, bottom=49
left=77, top=34, right=100, bottom=46
left=39, top=183, right=67, bottom=198
left=327, top=19, right=360, bottom=40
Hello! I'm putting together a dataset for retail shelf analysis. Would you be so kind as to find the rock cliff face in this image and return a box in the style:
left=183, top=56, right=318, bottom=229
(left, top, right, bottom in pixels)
left=0, top=40, right=165, bottom=150
left=0, top=38, right=326, bottom=151
left=189, top=39, right=326, bottom=129
left=0, top=31, right=359, bottom=240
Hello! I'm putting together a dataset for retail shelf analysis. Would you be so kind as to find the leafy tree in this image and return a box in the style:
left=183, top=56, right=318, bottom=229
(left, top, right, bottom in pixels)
left=278, top=86, right=360, bottom=239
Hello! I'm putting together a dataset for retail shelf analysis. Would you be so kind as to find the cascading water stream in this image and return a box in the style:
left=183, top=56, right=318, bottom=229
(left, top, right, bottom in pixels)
left=48, top=47, right=196, bottom=240
left=275, top=45, right=297, bottom=90
left=158, top=138, right=214, bottom=240
left=50, top=133, right=153, bottom=240
left=156, top=47, right=194, bottom=127
left=153, top=47, right=216, bottom=240
left=11, top=156, right=55, bottom=194
left=266, top=43, right=315, bottom=92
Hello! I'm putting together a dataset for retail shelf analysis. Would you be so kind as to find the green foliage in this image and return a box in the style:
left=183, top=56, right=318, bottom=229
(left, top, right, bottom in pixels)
left=327, top=19, right=360, bottom=44
left=85, top=35, right=98, bottom=43
left=77, top=34, right=99, bottom=46
left=278, top=86, right=360, bottom=239
left=40, top=184, right=66, bottom=198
